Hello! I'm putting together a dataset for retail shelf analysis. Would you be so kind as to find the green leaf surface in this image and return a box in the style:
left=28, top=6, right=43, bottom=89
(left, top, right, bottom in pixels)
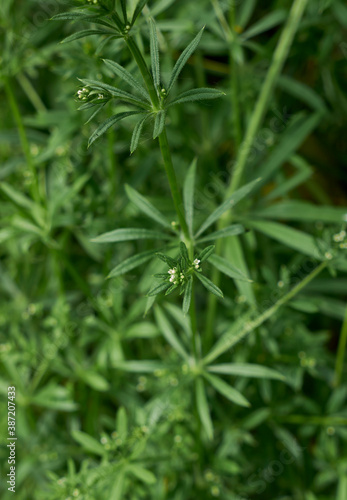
left=167, top=27, right=205, bottom=94
left=115, top=360, right=165, bottom=372
left=130, top=114, right=149, bottom=153
left=241, top=9, right=286, bottom=40
left=108, top=249, right=156, bottom=278
left=91, top=227, right=170, bottom=243
left=183, top=158, right=197, bottom=237
left=207, top=363, right=285, bottom=380
left=149, top=18, right=160, bottom=88
left=127, top=464, right=157, bottom=484
left=147, top=281, right=171, bottom=296
left=209, top=254, right=252, bottom=282
left=203, top=372, right=251, bottom=407
left=246, top=220, right=322, bottom=259
left=103, top=59, right=150, bottom=100
left=183, top=276, right=193, bottom=315
left=256, top=112, right=322, bottom=186
left=71, top=430, right=105, bottom=456
left=76, top=368, right=110, bottom=391
left=195, top=271, right=224, bottom=298
left=197, top=245, right=215, bottom=263
left=81, top=79, right=150, bottom=108
left=196, top=224, right=245, bottom=243
left=195, top=378, right=213, bottom=440
left=116, top=407, right=128, bottom=440
left=61, top=29, right=116, bottom=44
left=154, top=306, right=189, bottom=360
left=167, top=88, right=225, bottom=107
left=125, top=184, right=172, bottom=229
left=131, top=0, right=148, bottom=25
left=109, top=468, right=126, bottom=500
left=251, top=201, right=347, bottom=223
left=120, top=0, right=128, bottom=22
left=153, top=110, right=166, bottom=138
left=195, top=178, right=261, bottom=237
left=88, top=111, right=141, bottom=147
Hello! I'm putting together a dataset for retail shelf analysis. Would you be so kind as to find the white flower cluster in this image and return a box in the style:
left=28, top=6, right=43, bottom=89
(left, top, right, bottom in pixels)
left=333, top=230, right=347, bottom=249
left=193, top=258, right=200, bottom=269
left=86, top=0, right=98, bottom=4
left=168, top=267, right=184, bottom=285
left=77, top=88, right=89, bottom=100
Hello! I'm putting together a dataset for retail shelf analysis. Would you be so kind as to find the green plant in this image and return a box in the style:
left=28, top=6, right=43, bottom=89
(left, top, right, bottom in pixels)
left=1, top=0, right=347, bottom=499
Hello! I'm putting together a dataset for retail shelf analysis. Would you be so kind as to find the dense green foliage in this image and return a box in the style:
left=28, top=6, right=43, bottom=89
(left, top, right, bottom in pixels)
left=1, top=0, right=347, bottom=499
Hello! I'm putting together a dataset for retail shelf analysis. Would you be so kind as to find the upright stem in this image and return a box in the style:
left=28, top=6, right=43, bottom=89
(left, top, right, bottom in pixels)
left=125, top=35, right=159, bottom=109
left=124, top=29, right=197, bottom=356
left=334, top=304, right=347, bottom=387
left=227, top=0, right=309, bottom=198
left=158, top=130, right=190, bottom=240
left=204, top=0, right=309, bottom=346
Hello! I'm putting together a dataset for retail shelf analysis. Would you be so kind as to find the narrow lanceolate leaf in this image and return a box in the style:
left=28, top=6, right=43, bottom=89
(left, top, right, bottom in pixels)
left=207, top=363, right=285, bottom=381
left=195, top=178, right=261, bottom=237
left=167, top=27, right=205, bottom=95
left=195, top=272, right=223, bottom=298
left=183, top=276, right=193, bottom=316
left=88, top=112, right=141, bottom=147
left=180, top=241, right=189, bottom=262
left=209, top=254, right=252, bottom=282
left=167, top=88, right=225, bottom=107
left=153, top=110, right=166, bottom=138
left=251, top=201, right=347, bottom=223
left=115, top=360, right=165, bottom=373
left=183, top=158, right=197, bottom=237
left=107, top=249, right=156, bottom=278
left=85, top=103, right=106, bottom=124
left=131, top=0, right=148, bottom=25
left=103, top=59, right=150, bottom=101
left=116, top=407, right=128, bottom=440
left=156, top=253, right=176, bottom=268
left=203, top=372, right=250, bottom=407
left=149, top=18, right=160, bottom=88
left=245, top=220, right=322, bottom=259
left=61, top=30, right=116, bottom=44
left=80, top=79, right=150, bottom=109
left=91, top=228, right=170, bottom=243
left=195, top=378, right=213, bottom=440
left=125, top=184, right=172, bottom=229
left=110, top=468, right=126, bottom=500
left=154, top=307, right=189, bottom=360
left=71, top=430, right=105, bottom=456
left=197, top=245, right=215, bottom=263
left=52, top=13, right=114, bottom=29
left=127, top=465, right=156, bottom=485
left=196, top=224, right=245, bottom=243
left=130, top=114, right=149, bottom=153
left=120, top=0, right=128, bottom=23
left=147, top=281, right=171, bottom=296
